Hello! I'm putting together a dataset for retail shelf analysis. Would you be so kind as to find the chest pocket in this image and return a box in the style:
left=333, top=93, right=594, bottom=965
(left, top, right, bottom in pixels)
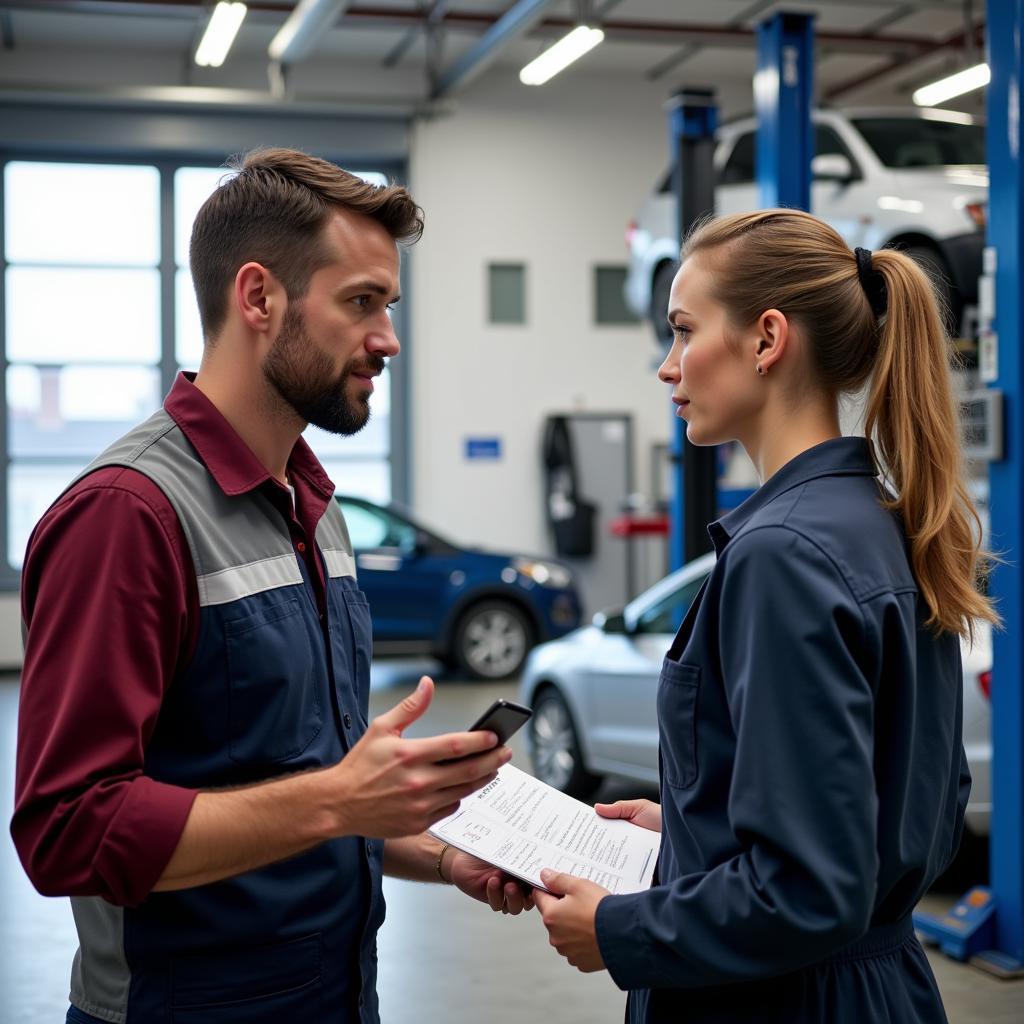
left=225, top=597, right=323, bottom=766
left=657, top=658, right=700, bottom=789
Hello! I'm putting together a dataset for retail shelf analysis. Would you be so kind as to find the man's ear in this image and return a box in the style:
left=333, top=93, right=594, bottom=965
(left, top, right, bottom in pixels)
left=234, top=262, right=284, bottom=335
left=753, top=308, right=790, bottom=373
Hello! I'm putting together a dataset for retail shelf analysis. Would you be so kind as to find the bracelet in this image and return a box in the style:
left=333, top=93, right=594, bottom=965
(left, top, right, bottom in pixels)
left=435, top=842, right=452, bottom=884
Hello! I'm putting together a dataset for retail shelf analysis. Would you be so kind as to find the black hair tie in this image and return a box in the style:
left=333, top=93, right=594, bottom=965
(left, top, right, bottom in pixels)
left=854, top=246, right=887, bottom=318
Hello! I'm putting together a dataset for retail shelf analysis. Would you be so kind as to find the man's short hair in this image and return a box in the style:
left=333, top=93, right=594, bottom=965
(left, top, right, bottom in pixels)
left=189, top=147, right=424, bottom=341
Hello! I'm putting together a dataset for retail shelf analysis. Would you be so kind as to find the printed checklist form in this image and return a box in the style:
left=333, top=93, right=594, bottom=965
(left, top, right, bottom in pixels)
left=428, top=763, right=660, bottom=894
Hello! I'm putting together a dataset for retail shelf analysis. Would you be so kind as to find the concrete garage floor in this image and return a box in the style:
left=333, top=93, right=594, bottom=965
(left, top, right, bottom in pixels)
left=1, top=665, right=1021, bottom=1023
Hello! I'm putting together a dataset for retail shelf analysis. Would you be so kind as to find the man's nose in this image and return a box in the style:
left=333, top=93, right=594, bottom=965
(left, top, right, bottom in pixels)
left=367, top=314, right=400, bottom=357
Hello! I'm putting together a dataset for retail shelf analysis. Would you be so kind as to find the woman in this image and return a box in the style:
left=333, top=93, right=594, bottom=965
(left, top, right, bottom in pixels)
left=533, top=209, right=999, bottom=1022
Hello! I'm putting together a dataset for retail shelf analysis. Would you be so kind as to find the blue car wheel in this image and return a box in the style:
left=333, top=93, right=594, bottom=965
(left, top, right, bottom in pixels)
left=453, top=600, right=532, bottom=680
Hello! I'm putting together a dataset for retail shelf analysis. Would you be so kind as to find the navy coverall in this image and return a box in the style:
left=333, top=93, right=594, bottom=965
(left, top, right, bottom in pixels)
left=596, top=437, right=968, bottom=1023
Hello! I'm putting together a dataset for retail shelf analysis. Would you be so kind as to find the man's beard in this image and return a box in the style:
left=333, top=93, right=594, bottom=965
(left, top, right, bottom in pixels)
left=263, top=304, right=384, bottom=436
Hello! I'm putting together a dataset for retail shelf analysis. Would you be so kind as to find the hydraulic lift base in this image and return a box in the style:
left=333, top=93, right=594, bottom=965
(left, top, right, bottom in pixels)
left=914, top=887, right=1024, bottom=977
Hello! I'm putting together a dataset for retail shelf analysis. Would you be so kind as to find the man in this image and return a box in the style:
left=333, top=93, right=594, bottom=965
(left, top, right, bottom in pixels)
left=12, top=148, right=529, bottom=1024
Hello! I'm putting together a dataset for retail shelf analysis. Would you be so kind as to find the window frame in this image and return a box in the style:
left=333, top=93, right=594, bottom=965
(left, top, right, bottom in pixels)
left=0, top=148, right=411, bottom=589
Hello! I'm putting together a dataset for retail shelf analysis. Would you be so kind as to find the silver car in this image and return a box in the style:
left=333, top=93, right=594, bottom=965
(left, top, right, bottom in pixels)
left=518, top=553, right=992, bottom=839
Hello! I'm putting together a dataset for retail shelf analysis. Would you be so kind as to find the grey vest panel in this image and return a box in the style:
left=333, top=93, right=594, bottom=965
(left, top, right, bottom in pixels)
left=69, top=897, right=128, bottom=1024
left=70, top=409, right=357, bottom=604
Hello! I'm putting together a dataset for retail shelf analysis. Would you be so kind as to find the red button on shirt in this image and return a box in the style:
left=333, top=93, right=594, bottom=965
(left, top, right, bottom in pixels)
left=296, top=541, right=306, bottom=553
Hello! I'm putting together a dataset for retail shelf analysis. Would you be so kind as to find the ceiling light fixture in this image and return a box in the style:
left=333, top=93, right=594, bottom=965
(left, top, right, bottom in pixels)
left=519, top=25, right=604, bottom=86
left=195, top=2, right=248, bottom=68
left=913, top=62, right=990, bottom=107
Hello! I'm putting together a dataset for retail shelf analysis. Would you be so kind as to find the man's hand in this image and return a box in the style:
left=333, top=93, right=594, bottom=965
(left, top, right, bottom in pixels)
left=595, top=798, right=662, bottom=833
left=533, top=869, right=609, bottom=973
left=330, top=677, right=512, bottom=838
left=446, top=849, right=534, bottom=915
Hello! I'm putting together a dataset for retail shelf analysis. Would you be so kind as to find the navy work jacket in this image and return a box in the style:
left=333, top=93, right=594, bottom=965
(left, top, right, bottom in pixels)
left=595, top=437, right=969, bottom=1023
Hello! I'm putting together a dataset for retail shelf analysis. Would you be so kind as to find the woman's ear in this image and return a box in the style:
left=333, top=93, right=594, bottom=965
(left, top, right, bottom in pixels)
left=753, top=308, right=790, bottom=374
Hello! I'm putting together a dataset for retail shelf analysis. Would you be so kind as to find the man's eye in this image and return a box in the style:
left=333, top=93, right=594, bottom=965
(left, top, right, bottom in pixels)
left=353, top=296, right=370, bottom=308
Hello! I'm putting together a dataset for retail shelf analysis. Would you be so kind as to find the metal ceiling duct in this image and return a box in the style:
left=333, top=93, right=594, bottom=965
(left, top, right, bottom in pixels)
left=268, top=0, right=351, bottom=64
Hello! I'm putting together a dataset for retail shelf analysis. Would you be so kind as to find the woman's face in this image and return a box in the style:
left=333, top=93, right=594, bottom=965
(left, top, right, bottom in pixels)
left=657, top=256, right=763, bottom=447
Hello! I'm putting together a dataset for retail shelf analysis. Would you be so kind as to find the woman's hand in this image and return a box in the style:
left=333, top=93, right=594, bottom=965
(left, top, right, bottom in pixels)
left=447, top=849, right=534, bottom=915
left=534, top=870, right=609, bottom=973
left=595, top=798, right=662, bottom=833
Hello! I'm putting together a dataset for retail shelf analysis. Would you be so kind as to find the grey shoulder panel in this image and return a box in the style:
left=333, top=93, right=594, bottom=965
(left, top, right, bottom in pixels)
left=73, top=411, right=304, bottom=605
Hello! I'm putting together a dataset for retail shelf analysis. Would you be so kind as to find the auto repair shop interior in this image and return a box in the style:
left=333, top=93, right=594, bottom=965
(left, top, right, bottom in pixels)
left=0, top=2, right=1022, bottom=1023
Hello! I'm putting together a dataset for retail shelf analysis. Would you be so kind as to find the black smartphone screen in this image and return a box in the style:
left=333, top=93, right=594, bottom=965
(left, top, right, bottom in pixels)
left=438, top=699, right=532, bottom=763
left=466, top=699, right=532, bottom=746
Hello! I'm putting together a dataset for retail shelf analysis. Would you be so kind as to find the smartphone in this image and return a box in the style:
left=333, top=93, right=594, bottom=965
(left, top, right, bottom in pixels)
left=438, top=699, right=533, bottom=763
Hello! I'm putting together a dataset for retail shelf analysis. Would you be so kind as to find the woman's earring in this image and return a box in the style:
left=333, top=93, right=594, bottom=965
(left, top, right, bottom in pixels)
left=756, top=364, right=765, bottom=376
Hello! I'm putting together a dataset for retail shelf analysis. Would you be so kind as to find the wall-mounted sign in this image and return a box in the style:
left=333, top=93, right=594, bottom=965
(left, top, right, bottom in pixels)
left=465, top=437, right=502, bottom=460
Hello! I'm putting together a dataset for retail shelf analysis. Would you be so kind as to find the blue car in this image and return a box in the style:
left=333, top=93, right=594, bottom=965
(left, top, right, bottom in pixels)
left=336, top=495, right=582, bottom=679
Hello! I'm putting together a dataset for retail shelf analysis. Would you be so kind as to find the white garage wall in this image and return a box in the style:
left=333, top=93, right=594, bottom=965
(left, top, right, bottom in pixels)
left=408, top=70, right=752, bottom=555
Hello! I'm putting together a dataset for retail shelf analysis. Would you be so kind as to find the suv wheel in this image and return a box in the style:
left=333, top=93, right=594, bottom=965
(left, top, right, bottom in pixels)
left=453, top=601, right=532, bottom=680
left=650, top=261, right=679, bottom=347
left=530, top=688, right=601, bottom=798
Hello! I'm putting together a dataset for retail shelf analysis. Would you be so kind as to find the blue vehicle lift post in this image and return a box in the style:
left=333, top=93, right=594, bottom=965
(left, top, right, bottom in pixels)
left=667, top=88, right=717, bottom=570
left=912, top=0, right=1024, bottom=976
left=984, top=0, right=1024, bottom=972
left=755, top=12, right=814, bottom=211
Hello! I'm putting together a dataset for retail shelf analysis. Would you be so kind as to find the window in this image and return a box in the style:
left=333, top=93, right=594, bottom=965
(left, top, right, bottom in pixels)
left=634, top=575, right=707, bottom=635
left=4, top=161, right=161, bottom=570
left=338, top=499, right=416, bottom=551
left=594, top=266, right=640, bottom=325
left=1, top=159, right=399, bottom=576
left=488, top=263, right=526, bottom=324
left=852, top=118, right=986, bottom=168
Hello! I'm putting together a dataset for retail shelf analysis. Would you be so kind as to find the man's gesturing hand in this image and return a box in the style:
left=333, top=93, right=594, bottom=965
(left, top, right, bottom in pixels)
left=534, top=869, right=609, bottom=973
left=330, top=676, right=512, bottom=838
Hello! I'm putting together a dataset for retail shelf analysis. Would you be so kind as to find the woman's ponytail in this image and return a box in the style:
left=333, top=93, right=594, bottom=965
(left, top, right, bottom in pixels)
left=866, top=249, right=999, bottom=641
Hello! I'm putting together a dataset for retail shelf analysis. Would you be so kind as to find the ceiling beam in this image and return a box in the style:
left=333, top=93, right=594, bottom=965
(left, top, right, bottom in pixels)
left=823, top=19, right=984, bottom=100
left=382, top=0, right=448, bottom=70
left=430, top=0, right=559, bottom=99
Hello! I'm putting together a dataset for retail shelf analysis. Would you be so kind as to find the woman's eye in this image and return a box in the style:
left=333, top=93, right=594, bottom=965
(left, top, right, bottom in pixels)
left=671, top=323, right=691, bottom=339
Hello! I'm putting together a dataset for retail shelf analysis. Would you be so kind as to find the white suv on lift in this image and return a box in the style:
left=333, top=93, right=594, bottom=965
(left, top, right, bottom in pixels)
left=625, top=107, right=988, bottom=346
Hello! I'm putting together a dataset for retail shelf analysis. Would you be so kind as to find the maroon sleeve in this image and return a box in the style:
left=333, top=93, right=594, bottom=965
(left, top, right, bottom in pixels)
left=11, top=467, right=200, bottom=906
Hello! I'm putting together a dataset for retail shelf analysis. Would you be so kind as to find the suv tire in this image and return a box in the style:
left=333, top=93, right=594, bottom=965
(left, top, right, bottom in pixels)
left=650, top=261, right=679, bottom=347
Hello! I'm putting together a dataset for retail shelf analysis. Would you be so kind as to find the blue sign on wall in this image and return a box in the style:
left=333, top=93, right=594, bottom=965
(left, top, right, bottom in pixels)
left=465, top=437, right=502, bottom=460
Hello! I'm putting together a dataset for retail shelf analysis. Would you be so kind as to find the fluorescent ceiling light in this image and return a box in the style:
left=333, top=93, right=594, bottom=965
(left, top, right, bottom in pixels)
left=195, top=2, right=247, bottom=68
left=913, top=63, right=990, bottom=107
left=519, top=25, right=604, bottom=86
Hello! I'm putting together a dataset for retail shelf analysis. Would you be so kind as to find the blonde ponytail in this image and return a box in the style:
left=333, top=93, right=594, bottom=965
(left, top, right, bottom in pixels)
left=866, top=249, right=998, bottom=641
